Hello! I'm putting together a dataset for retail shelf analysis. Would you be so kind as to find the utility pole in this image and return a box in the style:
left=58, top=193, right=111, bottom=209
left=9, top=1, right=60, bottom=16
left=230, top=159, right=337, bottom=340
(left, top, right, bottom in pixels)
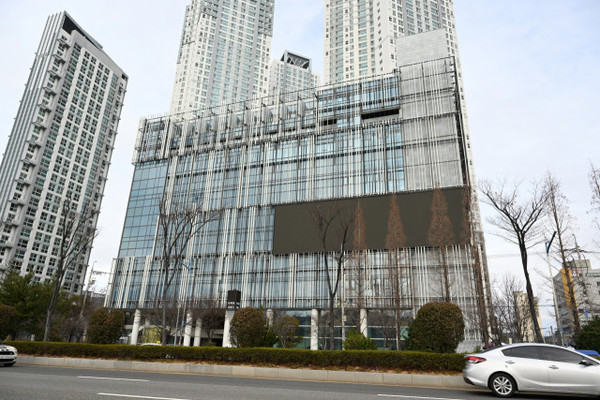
left=80, top=261, right=97, bottom=320
left=573, top=235, right=590, bottom=325
left=80, top=261, right=108, bottom=342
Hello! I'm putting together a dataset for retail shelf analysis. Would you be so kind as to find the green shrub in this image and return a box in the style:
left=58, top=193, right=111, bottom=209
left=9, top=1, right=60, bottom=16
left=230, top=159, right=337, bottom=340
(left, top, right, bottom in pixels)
left=343, top=329, right=377, bottom=350
left=87, top=308, right=125, bottom=344
left=406, top=302, right=464, bottom=353
left=259, top=325, right=278, bottom=347
left=576, top=316, right=600, bottom=352
left=230, top=307, right=266, bottom=347
left=230, top=307, right=277, bottom=348
left=7, top=341, right=465, bottom=372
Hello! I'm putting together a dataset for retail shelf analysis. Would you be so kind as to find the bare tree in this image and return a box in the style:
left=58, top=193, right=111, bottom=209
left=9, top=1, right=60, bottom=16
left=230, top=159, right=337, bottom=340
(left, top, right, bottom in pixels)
left=156, top=198, right=218, bottom=345
left=368, top=309, right=396, bottom=349
left=348, top=201, right=367, bottom=331
left=480, top=180, right=549, bottom=343
left=273, top=315, right=302, bottom=348
left=545, top=173, right=580, bottom=335
left=462, top=186, right=492, bottom=346
left=189, top=297, right=225, bottom=345
left=591, top=163, right=600, bottom=237
left=140, top=303, right=179, bottom=344
left=385, top=194, right=410, bottom=348
left=310, top=203, right=354, bottom=350
left=493, top=274, right=529, bottom=343
left=427, top=187, right=455, bottom=302
left=43, top=199, right=99, bottom=342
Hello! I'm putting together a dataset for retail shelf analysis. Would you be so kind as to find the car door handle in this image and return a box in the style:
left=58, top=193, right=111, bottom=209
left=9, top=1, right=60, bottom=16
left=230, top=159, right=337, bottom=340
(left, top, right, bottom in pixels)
left=549, top=365, right=559, bottom=369
left=506, top=360, right=515, bottom=365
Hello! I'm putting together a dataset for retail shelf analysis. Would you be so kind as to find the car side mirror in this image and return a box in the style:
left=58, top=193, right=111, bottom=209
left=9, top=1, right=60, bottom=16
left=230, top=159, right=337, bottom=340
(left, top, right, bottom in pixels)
left=580, top=359, right=594, bottom=366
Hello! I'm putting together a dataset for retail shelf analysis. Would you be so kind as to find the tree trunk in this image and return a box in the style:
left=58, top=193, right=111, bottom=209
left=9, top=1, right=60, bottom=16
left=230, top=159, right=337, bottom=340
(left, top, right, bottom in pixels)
left=43, top=276, right=62, bottom=341
left=442, top=248, right=450, bottom=302
left=562, top=259, right=581, bottom=335
left=328, top=295, right=335, bottom=350
left=161, top=260, right=169, bottom=345
left=520, top=242, right=543, bottom=342
left=472, top=245, right=490, bottom=346
left=552, top=202, right=581, bottom=335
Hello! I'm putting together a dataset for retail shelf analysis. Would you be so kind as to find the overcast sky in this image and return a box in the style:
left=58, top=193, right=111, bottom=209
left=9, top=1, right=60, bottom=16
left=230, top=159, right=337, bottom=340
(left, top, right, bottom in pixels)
left=1, top=1, right=598, bottom=330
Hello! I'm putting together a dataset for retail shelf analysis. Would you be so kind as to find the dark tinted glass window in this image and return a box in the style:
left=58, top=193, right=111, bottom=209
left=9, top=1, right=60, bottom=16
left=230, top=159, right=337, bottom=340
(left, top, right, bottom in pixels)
left=540, top=347, right=587, bottom=364
left=502, top=346, right=541, bottom=359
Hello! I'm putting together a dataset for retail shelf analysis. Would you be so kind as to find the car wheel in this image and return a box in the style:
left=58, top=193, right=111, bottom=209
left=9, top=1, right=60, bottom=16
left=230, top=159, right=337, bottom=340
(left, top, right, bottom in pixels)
left=489, top=373, right=516, bottom=398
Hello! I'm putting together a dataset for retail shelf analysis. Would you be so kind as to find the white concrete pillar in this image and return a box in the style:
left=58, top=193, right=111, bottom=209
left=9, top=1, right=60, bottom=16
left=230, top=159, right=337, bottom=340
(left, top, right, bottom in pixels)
left=183, top=311, right=192, bottom=346
left=266, top=309, right=274, bottom=326
left=359, top=308, right=368, bottom=336
left=310, top=309, right=319, bottom=350
left=194, top=318, right=202, bottom=346
left=130, top=309, right=141, bottom=345
left=222, top=310, right=235, bottom=347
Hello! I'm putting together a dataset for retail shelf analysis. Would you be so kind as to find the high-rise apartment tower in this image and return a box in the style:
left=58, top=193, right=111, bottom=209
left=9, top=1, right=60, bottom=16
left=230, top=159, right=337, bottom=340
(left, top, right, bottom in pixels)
left=170, top=0, right=275, bottom=115
left=267, top=51, right=320, bottom=102
left=0, top=12, right=128, bottom=294
left=324, top=0, right=459, bottom=84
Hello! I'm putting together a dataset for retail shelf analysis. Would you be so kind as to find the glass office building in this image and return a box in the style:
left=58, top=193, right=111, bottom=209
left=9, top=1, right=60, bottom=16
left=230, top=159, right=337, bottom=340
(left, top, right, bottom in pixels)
left=106, top=54, right=491, bottom=349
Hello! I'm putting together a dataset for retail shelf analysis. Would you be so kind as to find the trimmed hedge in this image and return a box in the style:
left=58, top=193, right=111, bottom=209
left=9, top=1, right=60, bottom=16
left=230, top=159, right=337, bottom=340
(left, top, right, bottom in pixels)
left=7, top=341, right=464, bottom=373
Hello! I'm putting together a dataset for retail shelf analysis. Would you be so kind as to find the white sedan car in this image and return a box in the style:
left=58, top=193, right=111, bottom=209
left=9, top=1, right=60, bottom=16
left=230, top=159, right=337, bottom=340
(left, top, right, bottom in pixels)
left=463, top=343, right=600, bottom=398
left=0, top=340, right=17, bottom=367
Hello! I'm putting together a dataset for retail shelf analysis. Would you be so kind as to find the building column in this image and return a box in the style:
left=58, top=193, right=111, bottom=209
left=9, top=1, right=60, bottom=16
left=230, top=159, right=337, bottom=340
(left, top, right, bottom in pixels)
left=194, top=318, right=202, bottom=347
left=183, top=311, right=192, bottom=347
left=359, top=308, right=368, bottom=336
left=130, top=309, right=141, bottom=345
left=310, top=309, right=319, bottom=350
left=222, top=310, right=235, bottom=347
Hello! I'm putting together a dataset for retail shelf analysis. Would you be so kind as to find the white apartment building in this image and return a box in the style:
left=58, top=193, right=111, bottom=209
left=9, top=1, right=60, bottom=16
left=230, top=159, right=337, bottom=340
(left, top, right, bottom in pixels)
left=324, top=0, right=459, bottom=84
left=514, top=291, right=543, bottom=343
left=267, top=51, right=320, bottom=102
left=169, top=0, right=275, bottom=115
left=0, top=11, right=127, bottom=294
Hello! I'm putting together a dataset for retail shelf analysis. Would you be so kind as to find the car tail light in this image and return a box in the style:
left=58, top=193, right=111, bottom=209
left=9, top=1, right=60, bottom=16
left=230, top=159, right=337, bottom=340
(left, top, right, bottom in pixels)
left=465, top=356, right=487, bottom=364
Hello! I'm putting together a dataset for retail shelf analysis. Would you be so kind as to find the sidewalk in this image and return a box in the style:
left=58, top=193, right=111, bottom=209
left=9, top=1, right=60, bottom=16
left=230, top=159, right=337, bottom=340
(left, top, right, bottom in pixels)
left=20, top=355, right=469, bottom=389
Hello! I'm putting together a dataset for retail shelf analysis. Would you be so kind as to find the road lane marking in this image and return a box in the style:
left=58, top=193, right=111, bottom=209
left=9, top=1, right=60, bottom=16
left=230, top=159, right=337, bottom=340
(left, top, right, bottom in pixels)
left=378, top=395, right=465, bottom=400
left=78, top=376, right=149, bottom=382
left=98, top=394, right=191, bottom=400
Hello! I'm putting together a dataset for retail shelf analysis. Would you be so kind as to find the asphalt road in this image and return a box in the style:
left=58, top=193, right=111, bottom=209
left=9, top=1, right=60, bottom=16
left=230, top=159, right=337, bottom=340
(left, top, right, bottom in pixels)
left=0, top=364, right=595, bottom=400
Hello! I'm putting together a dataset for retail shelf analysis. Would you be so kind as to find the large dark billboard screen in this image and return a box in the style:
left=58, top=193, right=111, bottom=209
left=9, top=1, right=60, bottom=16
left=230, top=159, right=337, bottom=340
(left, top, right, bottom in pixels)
left=272, top=188, right=469, bottom=255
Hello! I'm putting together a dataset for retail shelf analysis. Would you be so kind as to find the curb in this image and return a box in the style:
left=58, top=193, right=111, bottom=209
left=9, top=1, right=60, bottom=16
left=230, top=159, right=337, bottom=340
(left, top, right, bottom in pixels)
left=19, top=356, right=469, bottom=389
